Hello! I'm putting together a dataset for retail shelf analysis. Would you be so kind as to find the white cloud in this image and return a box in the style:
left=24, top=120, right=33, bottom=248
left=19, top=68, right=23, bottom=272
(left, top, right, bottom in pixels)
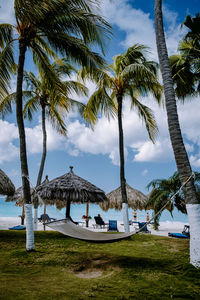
left=142, top=169, right=148, bottom=176
left=100, top=0, right=156, bottom=58
left=100, top=0, right=185, bottom=60
left=25, top=120, right=66, bottom=154
left=0, top=120, right=19, bottom=164
left=133, top=139, right=173, bottom=162
left=190, top=155, right=200, bottom=168
left=0, top=0, right=15, bottom=24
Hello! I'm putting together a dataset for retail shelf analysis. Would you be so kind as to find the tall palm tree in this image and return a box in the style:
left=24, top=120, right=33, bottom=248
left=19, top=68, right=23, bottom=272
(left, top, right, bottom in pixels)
left=81, top=44, right=162, bottom=232
left=154, top=0, right=200, bottom=268
left=0, top=59, right=89, bottom=230
left=0, top=0, right=111, bottom=251
left=24, top=59, right=87, bottom=228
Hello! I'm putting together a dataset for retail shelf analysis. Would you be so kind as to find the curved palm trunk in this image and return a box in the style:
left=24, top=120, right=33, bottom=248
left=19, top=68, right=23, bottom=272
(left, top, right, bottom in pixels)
left=117, top=95, right=130, bottom=233
left=155, top=0, right=200, bottom=268
left=16, top=39, right=34, bottom=251
left=33, top=104, right=47, bottom=230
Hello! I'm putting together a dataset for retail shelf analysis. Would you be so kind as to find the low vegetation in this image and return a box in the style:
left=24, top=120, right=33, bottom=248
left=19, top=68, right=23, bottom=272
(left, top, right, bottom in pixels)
left=0, top=230, right=200, bottom=299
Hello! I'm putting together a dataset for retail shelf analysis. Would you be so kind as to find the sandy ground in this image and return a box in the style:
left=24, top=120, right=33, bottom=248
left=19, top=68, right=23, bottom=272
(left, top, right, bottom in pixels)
left=0, top=217, right=189, bottom=237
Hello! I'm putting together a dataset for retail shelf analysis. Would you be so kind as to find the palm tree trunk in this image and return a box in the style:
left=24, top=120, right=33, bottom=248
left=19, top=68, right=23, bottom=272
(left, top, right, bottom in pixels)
left=36, top=104, right=47, bottom=187
left=16, top=39, right=34, bottom=251
left=117, top=95, right=130, bottom=233
left=33, top=104, right=47, bottom=230
left=155, top=0, right=200, bottom=268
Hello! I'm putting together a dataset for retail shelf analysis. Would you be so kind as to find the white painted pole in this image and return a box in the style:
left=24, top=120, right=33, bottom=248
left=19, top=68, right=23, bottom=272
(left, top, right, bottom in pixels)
left=123, top=202, right=130, bottom=233
left=25, top=204, right=35, bottom=251
left=186, top=204, right=200, bottom=268
left=33, top=208, right=38, bottom=231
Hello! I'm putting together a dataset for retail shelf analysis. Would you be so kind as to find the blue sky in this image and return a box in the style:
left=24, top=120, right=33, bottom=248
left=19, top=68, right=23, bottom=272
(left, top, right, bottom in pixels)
left=0, top=0, right=199, bottom=195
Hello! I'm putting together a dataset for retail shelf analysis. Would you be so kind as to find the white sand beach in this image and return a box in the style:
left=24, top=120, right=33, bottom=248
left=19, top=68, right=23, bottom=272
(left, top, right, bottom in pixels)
left=0, top=216, right=188, bottom=237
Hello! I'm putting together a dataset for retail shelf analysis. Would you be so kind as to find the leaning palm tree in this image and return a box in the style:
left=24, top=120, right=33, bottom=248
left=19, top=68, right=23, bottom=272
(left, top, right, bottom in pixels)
left=0, top=0, right=111, bottom=251
left=154, top=0, right=200, bottom=268
left=0, top=59, right=88, bottom=229
left=81, top=44, right=162, bottom=232
left=23, top=59, right=87, bottom=228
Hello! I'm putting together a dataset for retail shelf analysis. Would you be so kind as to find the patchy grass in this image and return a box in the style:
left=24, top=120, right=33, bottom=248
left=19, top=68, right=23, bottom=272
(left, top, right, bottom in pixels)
left=0, top=230, right=200, bottom=299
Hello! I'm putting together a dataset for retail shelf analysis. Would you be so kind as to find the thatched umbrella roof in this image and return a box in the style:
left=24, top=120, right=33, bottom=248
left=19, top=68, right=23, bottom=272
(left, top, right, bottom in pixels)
left=99, top=183, right=148, bottom=211
left=35, top=167, right=108, bottom=214
left=0, top=168, right=15, bottom=196
left=6, top=186, right=39, bottom=206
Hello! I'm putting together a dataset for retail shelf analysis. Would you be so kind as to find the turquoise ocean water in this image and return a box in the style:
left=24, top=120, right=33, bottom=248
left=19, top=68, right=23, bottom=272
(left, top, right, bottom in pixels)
left=0, top=197, right=188, bottom=223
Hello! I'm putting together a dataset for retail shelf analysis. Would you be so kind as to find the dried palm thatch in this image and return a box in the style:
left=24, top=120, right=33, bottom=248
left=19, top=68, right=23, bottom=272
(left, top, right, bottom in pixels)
left=0, top=168, right=15, bottom=196
left=6, top=186, right=41, bottom=206
left=99, top=183, right=148, bottom=211
left=35, top=166, right=108, bottom=216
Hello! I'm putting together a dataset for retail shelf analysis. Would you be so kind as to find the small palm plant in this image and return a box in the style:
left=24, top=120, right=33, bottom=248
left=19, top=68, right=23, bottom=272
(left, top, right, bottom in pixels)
left=146, top=172, right=200, bottom=229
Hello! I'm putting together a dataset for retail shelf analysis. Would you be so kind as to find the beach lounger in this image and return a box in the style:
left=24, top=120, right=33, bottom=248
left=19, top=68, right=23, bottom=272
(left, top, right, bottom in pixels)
left=8, top=225, right=26, bottom=230
left=93, top=216, right=107, bottom=228
left=168, top=232, right=189, bottom=239
left=168, top=225, right=190, bottom=239
left=38, top=214, right=56, bottom=223
left=107, top=220, right=118, bottom=232
left=138, top=222, right=151, bottom=233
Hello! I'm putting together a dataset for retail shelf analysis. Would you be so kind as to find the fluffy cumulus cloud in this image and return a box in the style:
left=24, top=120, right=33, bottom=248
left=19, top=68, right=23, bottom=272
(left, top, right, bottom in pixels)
left=100, top=0, right=156, bottom=57
left=25, top=119, right=66, bottom=154
left=0, top=120, right=19, bottom=164
left=0, top=0, right=15, bottom=24
left=99, top=0, right=184, bottom=59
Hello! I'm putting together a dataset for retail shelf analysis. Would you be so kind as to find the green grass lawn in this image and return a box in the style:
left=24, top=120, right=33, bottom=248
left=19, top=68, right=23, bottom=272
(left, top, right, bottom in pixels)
left=0, top=230, right=200, bottom=300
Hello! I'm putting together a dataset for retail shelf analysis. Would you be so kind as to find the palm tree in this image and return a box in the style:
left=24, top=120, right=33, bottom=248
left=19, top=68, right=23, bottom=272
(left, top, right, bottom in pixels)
left=169, top=54, right=196, bottom=99
left=81, top=44, right=162, bottom=232
left=169, top=14, right=200, bottom=100
left=0, top=0, right=111, bottom=251
left=146, top=172, right=186, bottom=230
left=154, top=0, right=200, bottom=268
left=24, top=59, right=87, bottom=228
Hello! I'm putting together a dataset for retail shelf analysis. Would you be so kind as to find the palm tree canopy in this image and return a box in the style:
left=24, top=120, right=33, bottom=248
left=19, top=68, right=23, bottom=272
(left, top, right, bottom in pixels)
left=170, top=13, right=200, bottom=99
left=82, top=44, right=163, bottom=143
left=0, top=0, right=111, bottom=101
left=169, top=54, right=196, bottom=99
left=23, top=59, right=87, bottom=134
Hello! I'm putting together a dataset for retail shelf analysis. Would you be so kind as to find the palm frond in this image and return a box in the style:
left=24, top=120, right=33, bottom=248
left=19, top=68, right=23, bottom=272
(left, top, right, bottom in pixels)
left=0, top=92, right=16, bottom=117
left=23, top=96, right=40, bottom=121
left=130, top=94, right=158, bottom=142
left=84, top=87, right=116, bottom=125
left=48, top=105, right=67, bottom=136
left=0, top=24, right=15, bottom=47
left=62, top=80, right=88, bottom=97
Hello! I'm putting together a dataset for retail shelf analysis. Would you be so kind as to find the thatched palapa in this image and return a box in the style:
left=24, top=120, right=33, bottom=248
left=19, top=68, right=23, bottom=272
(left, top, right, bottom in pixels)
left=99, top=183, right=148, bottom=211
left=6, top=186, right=41, bottom=206
left=35, top=166, right=108, bottom=217
left=0, top=168, right=15, bottom=196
